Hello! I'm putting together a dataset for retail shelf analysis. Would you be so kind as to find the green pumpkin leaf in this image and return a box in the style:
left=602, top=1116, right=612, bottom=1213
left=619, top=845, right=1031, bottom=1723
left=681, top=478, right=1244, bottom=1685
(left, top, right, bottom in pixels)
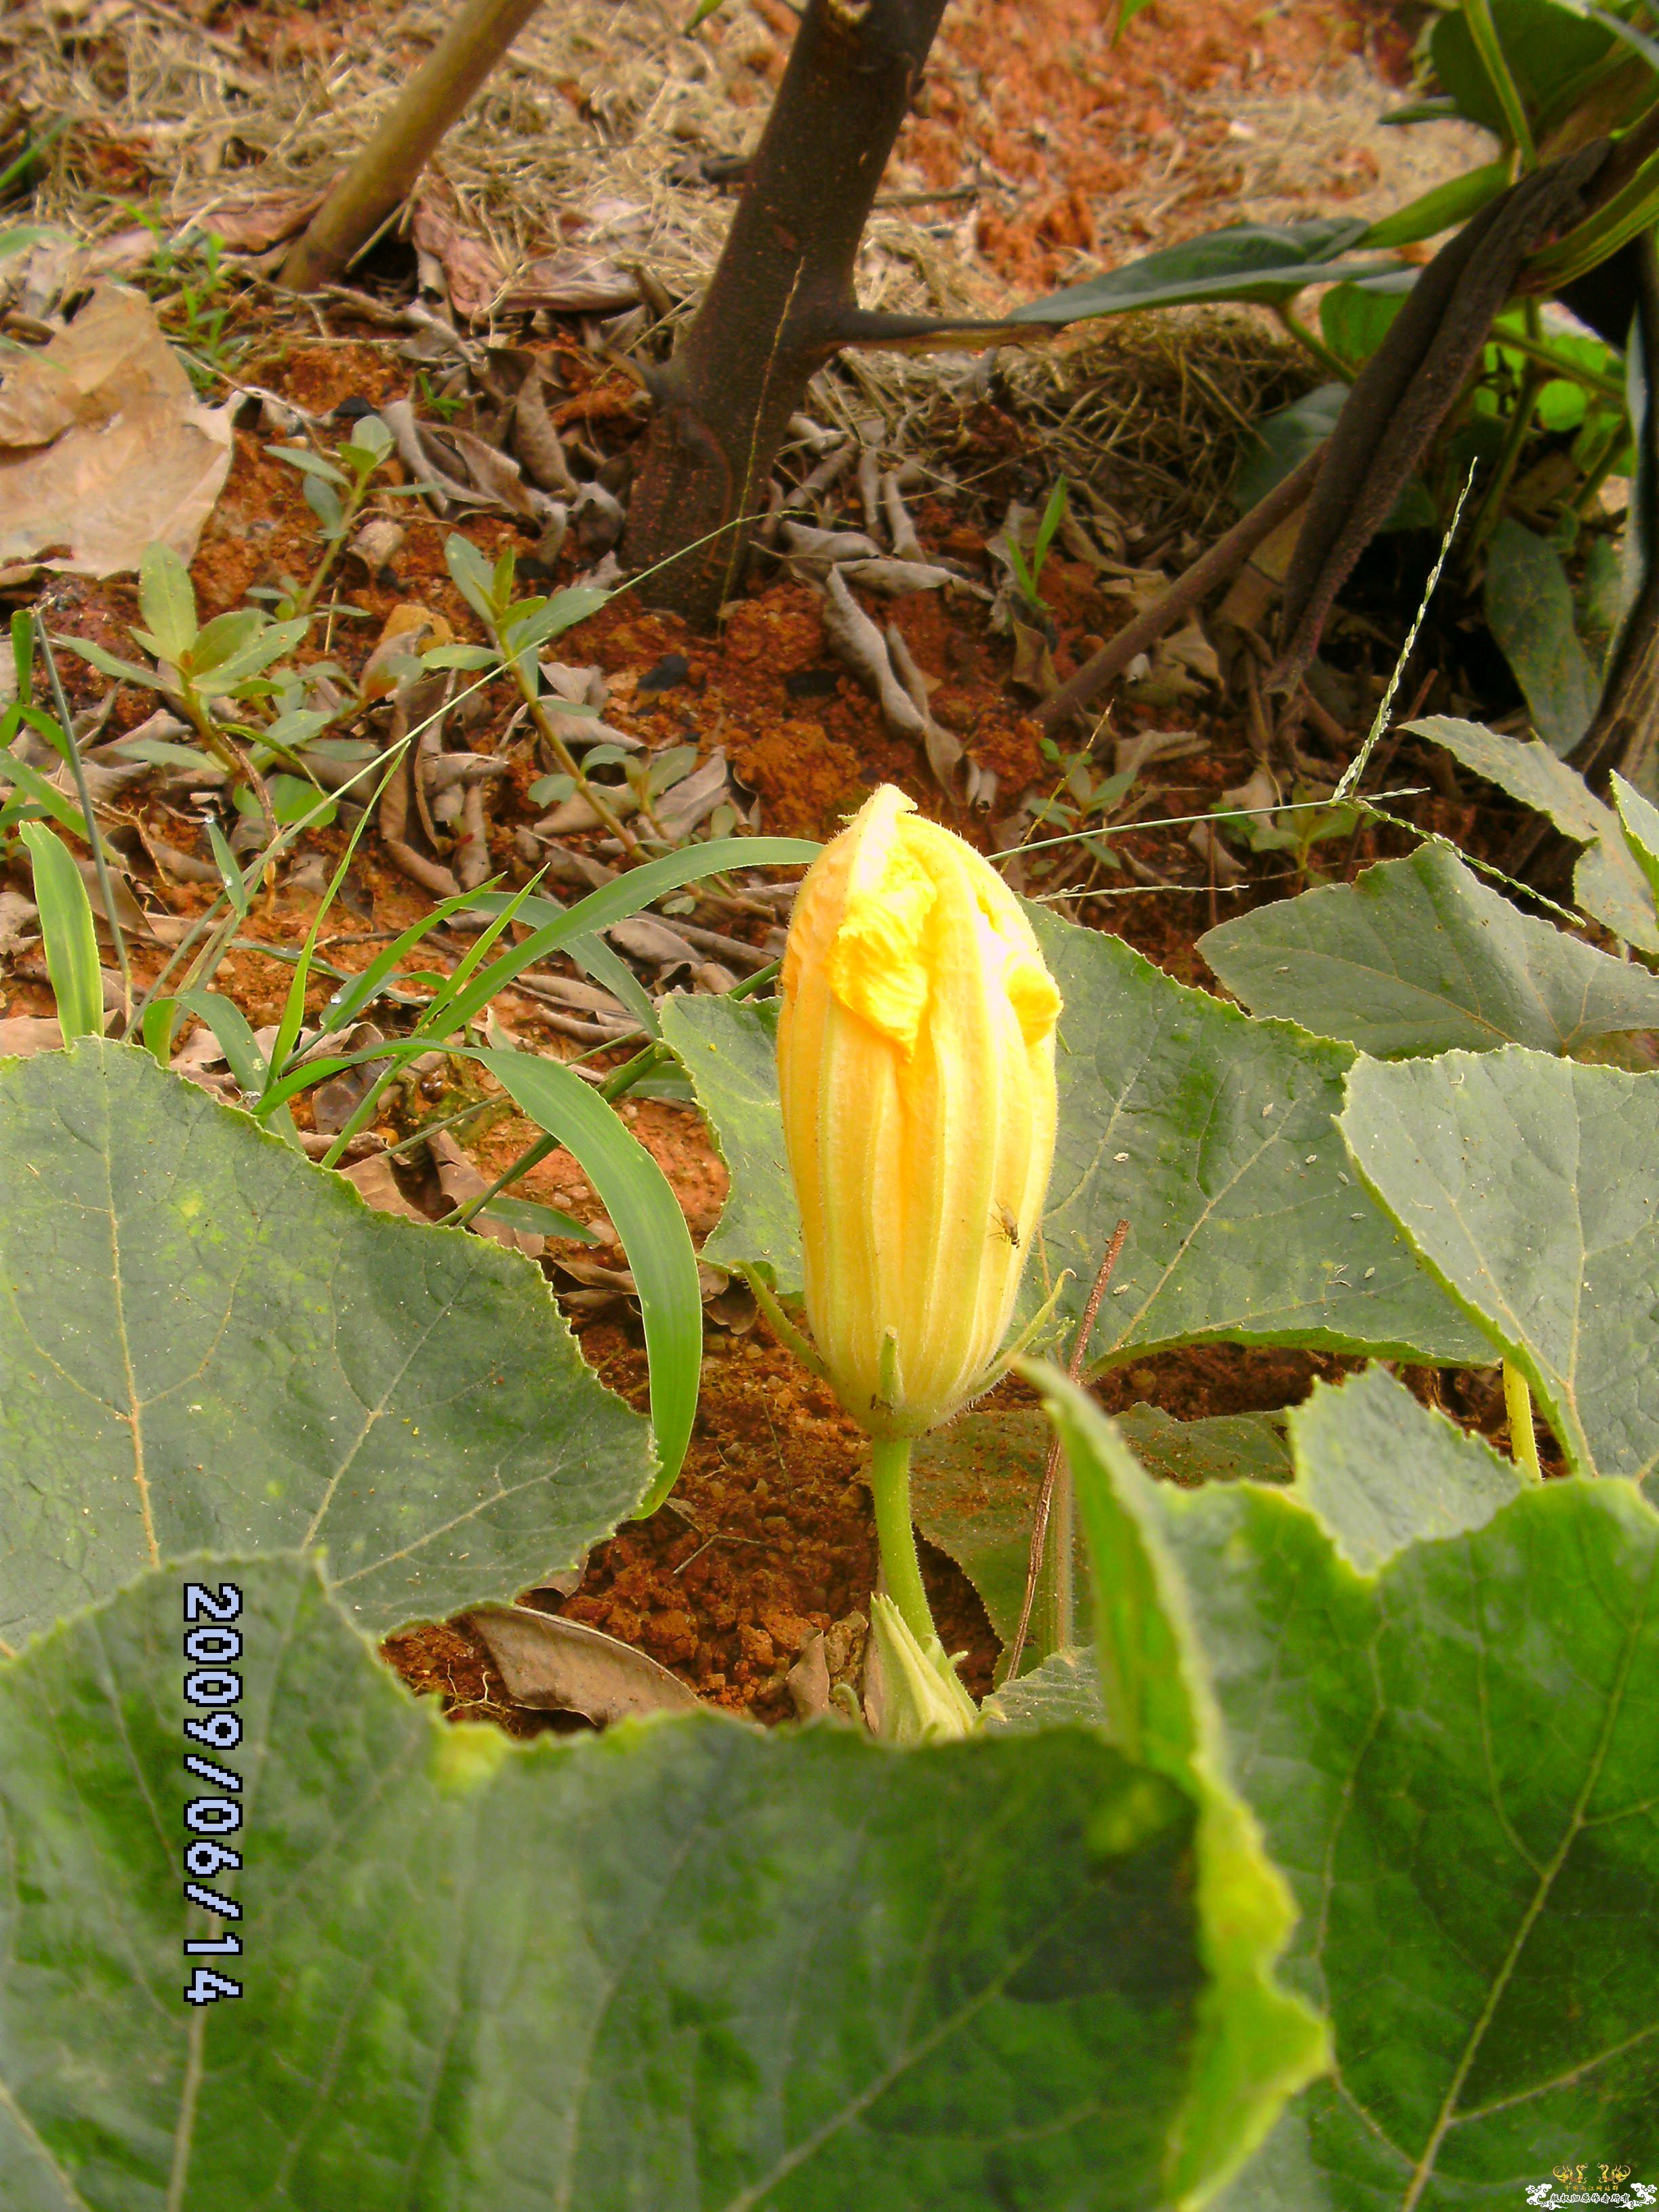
left=0, top=1549, right=1263, bottom=2209
left=1046, top=1372, right=1659, bottom=2209
left=1341, top=1045, right=1659, bottom=1480
left=1199, top=843, right=1659, bottom=1058
left=1029, top=1368, right=1330, bottom=2205
left=0, top=1042, right=653, bottom=1643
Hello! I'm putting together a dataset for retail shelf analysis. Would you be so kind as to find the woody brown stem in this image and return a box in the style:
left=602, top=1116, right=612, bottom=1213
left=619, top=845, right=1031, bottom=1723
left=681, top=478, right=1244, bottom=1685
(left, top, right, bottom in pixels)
left=279, top=0, right=544, bottom=293
left=626, top=0, right=950, bottom=626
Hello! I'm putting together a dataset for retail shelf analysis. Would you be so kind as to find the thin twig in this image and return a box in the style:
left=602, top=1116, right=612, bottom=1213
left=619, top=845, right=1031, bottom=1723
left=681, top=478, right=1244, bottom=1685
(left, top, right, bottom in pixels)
left=1036, top=451, right=1324, bottom=738
left=1005, top=1218, right=1129, bottom=1681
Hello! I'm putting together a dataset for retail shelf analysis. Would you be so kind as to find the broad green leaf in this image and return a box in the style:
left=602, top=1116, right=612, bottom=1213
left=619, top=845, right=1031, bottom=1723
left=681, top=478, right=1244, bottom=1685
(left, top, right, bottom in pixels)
left=983, top=1647, right=1107, bottom=1732
left=265, top=443, right=350, bottom=486
left=1008, top=218, right=1401, bottom=325
left=0, top=1042, right=653, bottom=1643
left=1355, top=159, right=1510, bottom=249
left=444, top=529, right=499, bottom=624
left=1029, top=909, right=1492, bottom=1367
left=1286, top=1363, right=1519, bottom=1572
left=1232, top=384, right=1346, bottom=510
left=0, top=1550, right=1246, bottom=2210
left=173, top=986, right=268, bottom=1091
left=912, top=1406, right=1069, bottom=1661
left=194, top=617, right=310, bottom=696
left=672, top=916, right=1490, bottom=1366
left=661, top=993, right=802, bottom=1284
left=1409, top=714, right=1659, bottom=951
left=1, top=740, right=104, bottom=843
left=476, top=1046, right=702, bottom=1508
left=1030, top=1370, right=1329, bottom=2205
left=1054, top=1376, right=1659, bottom=2209
left=1341, top=1045, right=1659, bottom=1479
left=1120, top=1403, right=1292, bottom=1488
left=1429, top=0, right=1614, bottom=136
left=136, top=542, right=198, bottom=667
left=1198, top=842, right=1659, bottom=1058
left=17, top=822, right=102, bottom=1040
left=1318, top=278, right=1408, bottom=371
left=1613, top=769, right=1659, bottom=904
left=506, top=586, right=613, bottom=653
left=912, top=1404, right=1289, bottom=1672
left=1483, top=517, right=1598, bottom=754
left=52, top=632, right=165, bottom=691
left=303, top=473, right=344, bottom=538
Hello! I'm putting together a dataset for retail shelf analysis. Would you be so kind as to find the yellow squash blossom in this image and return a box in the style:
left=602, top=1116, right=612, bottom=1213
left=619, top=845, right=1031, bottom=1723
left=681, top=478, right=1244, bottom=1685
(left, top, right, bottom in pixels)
left=777, top=783, right=1061, bottom=1439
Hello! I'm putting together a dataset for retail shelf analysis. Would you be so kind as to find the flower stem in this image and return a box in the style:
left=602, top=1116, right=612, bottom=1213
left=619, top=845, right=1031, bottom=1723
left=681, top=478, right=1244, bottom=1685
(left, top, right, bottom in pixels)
left=867, top=1435, right=936, bottom=1650
left=1504, top=1360, right=1544, bottom=1481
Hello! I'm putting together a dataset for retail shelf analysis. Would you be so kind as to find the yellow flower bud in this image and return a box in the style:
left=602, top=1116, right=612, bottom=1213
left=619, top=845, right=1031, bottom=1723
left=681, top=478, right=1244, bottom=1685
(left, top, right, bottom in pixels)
left=778, top=783, right=1061, bottom=1438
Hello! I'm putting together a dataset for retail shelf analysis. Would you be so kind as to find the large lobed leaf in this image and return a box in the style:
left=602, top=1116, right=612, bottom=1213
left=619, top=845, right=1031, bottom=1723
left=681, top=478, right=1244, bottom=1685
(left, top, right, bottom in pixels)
left=1, top=1549, right=1257, bottom=2212
left=1408, top=716, right=1659, bottom=953
left=668, top=907, right=1488, bottom=1369
left=1199, top=843, right=1659, bottom=1060
left=0, top=1042, right=655, bottom=1644
left=1341, top=1045, right=1659, bottom=1481
left=1029, top=912, right=1489, bottom=1366
left=1034, top=1366, right=1659, bottom=2209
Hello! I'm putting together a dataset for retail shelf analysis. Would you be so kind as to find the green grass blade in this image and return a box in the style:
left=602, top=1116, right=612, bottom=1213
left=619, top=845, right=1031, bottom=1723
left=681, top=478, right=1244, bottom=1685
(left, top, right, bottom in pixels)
left=478, top=1046, right=703, bottom=1505
left=434, top=837, right=818, bottom=1038
left=18, top=823, right=103, bottom=1039
left=467, top=892, right=662, bottom=1035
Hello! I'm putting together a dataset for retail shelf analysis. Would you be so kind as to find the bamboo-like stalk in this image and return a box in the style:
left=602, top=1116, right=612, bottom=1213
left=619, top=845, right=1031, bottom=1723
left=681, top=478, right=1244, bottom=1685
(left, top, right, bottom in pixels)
left=279, top=0, right=544, bottom=294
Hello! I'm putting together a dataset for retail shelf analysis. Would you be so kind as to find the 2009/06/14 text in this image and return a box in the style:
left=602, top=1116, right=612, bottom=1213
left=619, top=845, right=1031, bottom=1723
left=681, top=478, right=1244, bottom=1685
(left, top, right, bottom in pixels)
left=181, top=1580, right=245, bottom=2005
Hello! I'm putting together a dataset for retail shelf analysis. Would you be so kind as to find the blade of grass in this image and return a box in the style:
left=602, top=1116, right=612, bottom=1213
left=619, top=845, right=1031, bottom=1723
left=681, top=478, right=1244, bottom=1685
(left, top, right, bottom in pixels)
left=478, top=1044, right=703, bottom=1507
left=431, top=836, right=817, bottom=1038
left=18, top=823, right=104, bottom=1040
left=34, top=621, right=132, bottom=1027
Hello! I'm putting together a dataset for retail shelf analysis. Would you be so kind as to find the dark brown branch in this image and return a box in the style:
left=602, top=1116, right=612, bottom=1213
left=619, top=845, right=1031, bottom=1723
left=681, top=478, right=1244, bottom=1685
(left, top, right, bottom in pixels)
left=1566, top=230, right=1659, bottom=796
left=626, top=0, right=951, bottom=625
left=1270, top=140, right=1612, bottom=696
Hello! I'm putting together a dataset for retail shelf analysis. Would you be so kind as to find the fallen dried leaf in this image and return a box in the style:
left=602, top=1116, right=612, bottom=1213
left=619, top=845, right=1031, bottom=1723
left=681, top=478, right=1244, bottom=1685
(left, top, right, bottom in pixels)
left=411, top=198, right=506, bottom=323
left=468, top=1603, right=701, bottom=1723
left=0, top=286, right=232, bottom=577
left=341, top=1153, right=428, bottom=1221
left=0, top=1015, right=63, bottom=1059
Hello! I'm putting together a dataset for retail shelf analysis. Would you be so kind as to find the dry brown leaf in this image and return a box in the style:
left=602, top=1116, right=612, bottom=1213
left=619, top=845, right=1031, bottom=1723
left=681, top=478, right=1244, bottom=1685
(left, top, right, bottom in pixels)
left=495, top=253, right=640, bottom=316
left=427, top=1130, right=545, bottom=1257
left=191, top=191, right=323, bottom=253
left=0, top=1016, right=64, bottom=1059
left=340, top=1154, right=428, bottom=1221
left=468, top=1604, right=701, bottom=1723
left=0, top=892, right=40, bottom=957
left=0, top=286, right=232, bottom=577
left=411, top=198, right=506, bottom=323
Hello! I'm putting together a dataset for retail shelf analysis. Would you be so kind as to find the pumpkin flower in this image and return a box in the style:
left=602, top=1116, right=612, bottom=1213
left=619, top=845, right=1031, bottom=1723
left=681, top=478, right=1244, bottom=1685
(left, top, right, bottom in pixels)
left=775, top=783, right=1061, bottom=1657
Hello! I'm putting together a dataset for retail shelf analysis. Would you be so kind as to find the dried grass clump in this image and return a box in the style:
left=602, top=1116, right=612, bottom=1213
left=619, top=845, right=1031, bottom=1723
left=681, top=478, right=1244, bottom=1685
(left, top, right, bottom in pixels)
left=5, top=0, right=1000, bottom=321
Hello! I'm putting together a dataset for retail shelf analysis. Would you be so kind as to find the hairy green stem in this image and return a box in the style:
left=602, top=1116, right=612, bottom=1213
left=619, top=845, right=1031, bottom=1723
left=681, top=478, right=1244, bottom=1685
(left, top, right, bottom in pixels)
left=1504, top=1361, right=1544, bottom=1481
left=1275, top=302, right=1354, bottom=384
left=867, top=1435, right=936, bottom=1650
